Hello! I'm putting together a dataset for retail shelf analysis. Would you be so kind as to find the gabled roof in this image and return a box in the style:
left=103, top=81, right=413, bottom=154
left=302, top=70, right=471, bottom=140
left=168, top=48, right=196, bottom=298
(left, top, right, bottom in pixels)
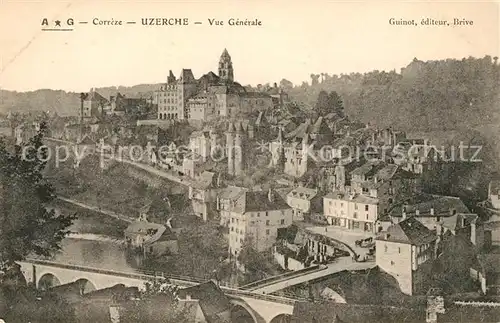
left=125, top=221, right=175, bottom=244
left=389, top=194, right=470, bottom=218
left=84, top=90, right=108, bottom=104
left=288, top=187, right=318, bottom=201
left=218, top=185, right=248, bottom=201
left=351, top=160, right=385, bottom=177
left=231, top=189, right=291, bottom=213
left=376, top=217, right=437, bottom=246
left=178, top=281, right=230, bottom=320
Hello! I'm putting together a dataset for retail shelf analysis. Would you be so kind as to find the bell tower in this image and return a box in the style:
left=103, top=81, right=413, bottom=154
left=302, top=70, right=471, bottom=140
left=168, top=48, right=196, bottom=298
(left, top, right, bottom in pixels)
left=218, top=49, right=234, bottom=82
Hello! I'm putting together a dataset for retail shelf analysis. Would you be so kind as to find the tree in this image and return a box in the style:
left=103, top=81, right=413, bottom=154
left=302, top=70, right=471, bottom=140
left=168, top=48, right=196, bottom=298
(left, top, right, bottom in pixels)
left=0, top=122, right=74, bottom=270
left=3, top=286, right=76, bottom=323
left=314, top=90, right=330, bottom=116
left=120, top=279, right=191, bottom=323
left=313, top=90, right=344, bottom=118
left=237, top=236, right=267, bottom=274
left=327, top=91, right=345, bottom=117
left=279, top=79, right=294, bottom=91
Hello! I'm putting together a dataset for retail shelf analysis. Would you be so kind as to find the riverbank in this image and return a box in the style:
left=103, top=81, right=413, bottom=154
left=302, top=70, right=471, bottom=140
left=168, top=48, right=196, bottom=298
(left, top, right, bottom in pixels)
left=51, top=199, right=128, bottom=238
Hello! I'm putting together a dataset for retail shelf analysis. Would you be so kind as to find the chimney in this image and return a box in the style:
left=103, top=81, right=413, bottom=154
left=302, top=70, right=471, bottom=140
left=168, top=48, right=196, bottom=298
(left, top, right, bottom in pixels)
left=274, top=82, right=278, bottom=88
left=402, top=206, right=407, bottom=220
left=430, top=207, right=435, bottom=215
left=415, top=209, right=420, bottom=216
left=185, top=294, right=191, bottom=301
left=470, top=218, right=477, bottom=245
left=268, top=188, right=274, bottom=202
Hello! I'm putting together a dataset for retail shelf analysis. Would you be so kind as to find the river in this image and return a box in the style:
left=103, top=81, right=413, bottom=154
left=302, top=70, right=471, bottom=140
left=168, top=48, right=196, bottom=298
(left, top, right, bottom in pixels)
left=46, top=206, right=141, bottom=272
left=48, top=237, right=139, bottom=272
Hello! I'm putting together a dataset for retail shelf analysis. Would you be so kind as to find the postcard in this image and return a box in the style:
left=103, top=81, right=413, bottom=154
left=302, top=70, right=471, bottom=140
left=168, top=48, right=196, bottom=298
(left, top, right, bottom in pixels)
left=0, top=1, right=499, bottom=322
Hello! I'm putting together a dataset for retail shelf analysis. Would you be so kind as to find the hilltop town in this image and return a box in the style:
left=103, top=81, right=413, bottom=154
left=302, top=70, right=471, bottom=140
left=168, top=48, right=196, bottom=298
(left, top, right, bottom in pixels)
left=1, top=49, right=500, bottom=323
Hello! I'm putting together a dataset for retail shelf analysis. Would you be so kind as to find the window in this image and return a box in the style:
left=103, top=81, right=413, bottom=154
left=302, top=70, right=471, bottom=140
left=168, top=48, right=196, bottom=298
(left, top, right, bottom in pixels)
left=266, top=220, right=270, bottom=226
left=391, top=261, right=395, bottom=266
left=354, top=204, right=358, bottom=210
left=265, top=212, right=268, bottom=216
left=365, top=205, right=369, bottom=211
left=384, top=245, right=388, bottom=252
left=329, top=201, right=332, bottom=206
left=266, top=229, right=270, bottom=235
left=398, top=247, right=401, bottom=254
left=280, top=219, right=285, bottom=225
left=366, top=214, right=369, bottom=220
left=353, top=212, right=358, bottom=219
left=257, top=213, right=260, bottom=217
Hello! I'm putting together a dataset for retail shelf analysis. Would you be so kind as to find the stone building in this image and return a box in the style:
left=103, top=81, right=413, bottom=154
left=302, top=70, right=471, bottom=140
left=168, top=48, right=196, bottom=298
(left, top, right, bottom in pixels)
left=155, top=49, right=276, bottom=121
left=376, top=217, right=437, bottom=295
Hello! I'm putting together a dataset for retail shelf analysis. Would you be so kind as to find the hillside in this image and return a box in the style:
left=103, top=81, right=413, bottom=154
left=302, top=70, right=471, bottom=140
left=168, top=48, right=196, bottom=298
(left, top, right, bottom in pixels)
left=286, top=56, right=500, bottom=132
left=0, top=83, right=160, bottom=116
left=2, top=56, right=498, bottom=133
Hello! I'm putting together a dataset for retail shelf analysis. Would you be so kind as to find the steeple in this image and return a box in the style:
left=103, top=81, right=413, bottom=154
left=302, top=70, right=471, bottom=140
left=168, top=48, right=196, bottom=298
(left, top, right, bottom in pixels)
left=218, top=49, right=234, bottom=82
left=167, top=70, right=176, bottom=84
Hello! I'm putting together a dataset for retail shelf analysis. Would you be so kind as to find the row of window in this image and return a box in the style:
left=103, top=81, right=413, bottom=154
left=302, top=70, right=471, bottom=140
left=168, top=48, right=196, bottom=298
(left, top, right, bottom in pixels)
left=158, top=91, right=178, bottom=97
left=161, top=99, right=178, bottom=104
left=329, top=211, right=371, bottom=221
left=159, top=106, right=177, bottom=111
left=158, top=113, right=178, bottom=120
left=328, top=200, right=370, bottom=211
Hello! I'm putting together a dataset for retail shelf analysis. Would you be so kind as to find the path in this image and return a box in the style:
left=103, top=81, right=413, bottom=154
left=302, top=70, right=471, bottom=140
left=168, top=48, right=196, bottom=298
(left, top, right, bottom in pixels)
left=304, top=225, right=375, bottom=260
left=56, top=196, right=133, bottom=223
left=250, top=257, right=375, bottom=294
left=45, top=138, right=196, bottom=188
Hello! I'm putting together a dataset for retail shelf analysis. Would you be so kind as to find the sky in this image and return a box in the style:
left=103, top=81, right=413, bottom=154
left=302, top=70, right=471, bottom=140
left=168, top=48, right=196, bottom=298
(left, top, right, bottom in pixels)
left=0, top=0, right=498, bottom=92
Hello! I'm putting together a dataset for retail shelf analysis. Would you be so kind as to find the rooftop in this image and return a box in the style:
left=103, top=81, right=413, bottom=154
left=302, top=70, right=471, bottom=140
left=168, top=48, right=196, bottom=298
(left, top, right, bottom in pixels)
left=231, top=189, right=291, bottom=213
left=376, top=217, right=437, bottom=245
left=389, top=194, right=470, bottom=218
left=287, top=187, right=318, bottom=201
left=178, top=281, right=230, bottom=320
left=324, top=190, right=379, bottom=205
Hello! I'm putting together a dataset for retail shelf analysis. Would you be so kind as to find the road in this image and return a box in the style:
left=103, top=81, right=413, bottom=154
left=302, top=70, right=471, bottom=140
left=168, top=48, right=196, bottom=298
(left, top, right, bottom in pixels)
left=57, top=196, right=134, bottom=223
left=250, top=257, right=375, bottom=294
left=102, top=153, right=194, bottom=187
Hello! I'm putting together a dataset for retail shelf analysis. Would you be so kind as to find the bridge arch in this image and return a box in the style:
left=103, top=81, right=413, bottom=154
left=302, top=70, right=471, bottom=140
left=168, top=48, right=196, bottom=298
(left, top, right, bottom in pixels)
left=38, top=273, right=61, bottom=290
left=230, top=300, right=258, bottom=323
left=75, top=278, right=97, bottom=294
left=269, top=314, right=293, bottom=323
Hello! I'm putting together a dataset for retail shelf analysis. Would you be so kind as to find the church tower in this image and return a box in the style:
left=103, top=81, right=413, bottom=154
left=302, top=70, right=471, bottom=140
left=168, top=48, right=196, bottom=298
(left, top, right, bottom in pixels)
left=218, top=49, right=234, bottom=82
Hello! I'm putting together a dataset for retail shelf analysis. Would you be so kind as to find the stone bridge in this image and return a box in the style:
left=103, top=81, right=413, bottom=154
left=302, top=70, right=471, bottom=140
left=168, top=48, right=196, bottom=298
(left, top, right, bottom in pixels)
left=18, top=259, right=295, bottom=323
